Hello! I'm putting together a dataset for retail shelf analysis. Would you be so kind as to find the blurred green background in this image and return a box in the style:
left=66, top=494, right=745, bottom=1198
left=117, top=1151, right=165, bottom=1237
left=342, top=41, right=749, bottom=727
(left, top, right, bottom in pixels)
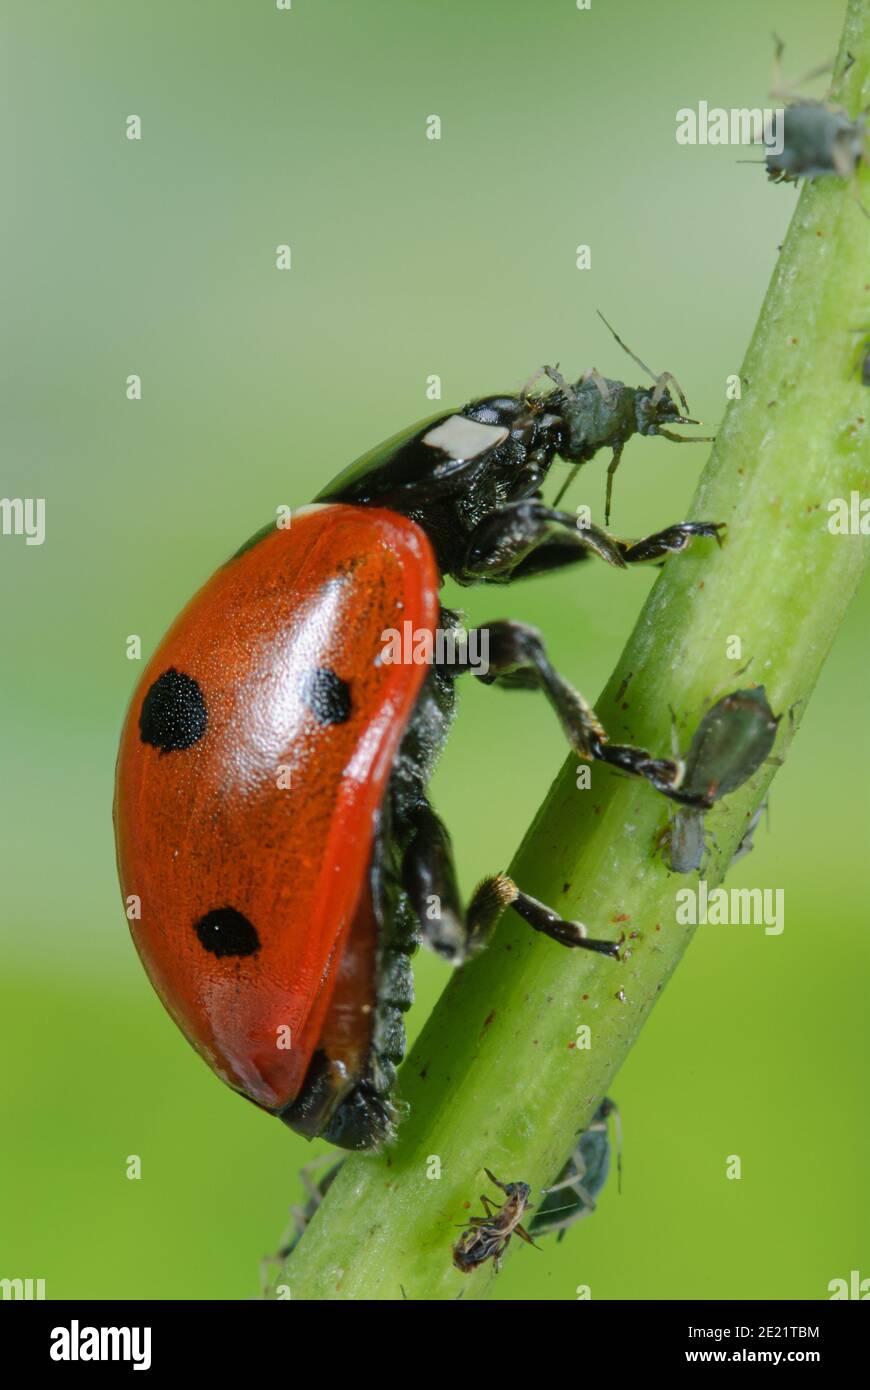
left=2, top=0, right=867, bottom=1301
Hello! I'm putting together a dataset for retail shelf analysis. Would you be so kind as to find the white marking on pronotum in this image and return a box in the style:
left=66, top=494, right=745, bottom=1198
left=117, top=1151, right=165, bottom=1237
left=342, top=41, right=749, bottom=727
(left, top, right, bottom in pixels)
left=422, top=415, right=508, bottom=461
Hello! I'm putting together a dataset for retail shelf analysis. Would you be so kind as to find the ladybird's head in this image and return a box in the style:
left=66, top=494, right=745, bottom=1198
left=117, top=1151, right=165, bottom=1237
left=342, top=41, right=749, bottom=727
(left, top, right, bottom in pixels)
left=461, top=392, right=566, bottom=491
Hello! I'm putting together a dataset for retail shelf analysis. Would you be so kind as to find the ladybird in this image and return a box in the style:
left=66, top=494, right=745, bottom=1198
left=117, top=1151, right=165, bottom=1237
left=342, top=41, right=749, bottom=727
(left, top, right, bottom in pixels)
left=114, top=388, right=723, bottom=1149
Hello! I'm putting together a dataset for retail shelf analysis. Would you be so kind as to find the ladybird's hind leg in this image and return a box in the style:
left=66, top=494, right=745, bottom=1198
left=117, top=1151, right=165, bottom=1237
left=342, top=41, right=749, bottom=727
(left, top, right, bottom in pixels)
left=457, top=619, right=711, bottom=809
left=401, top=802, right=620, bottom=961
left=401, top=800, right=469, bottom=963
left=467, top=876, right=621, bottom=957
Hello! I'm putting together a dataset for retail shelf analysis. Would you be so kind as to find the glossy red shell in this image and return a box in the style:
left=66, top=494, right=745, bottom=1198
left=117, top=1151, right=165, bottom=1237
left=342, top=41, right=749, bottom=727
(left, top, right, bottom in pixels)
left=114, top=504, right=440, bottom=1111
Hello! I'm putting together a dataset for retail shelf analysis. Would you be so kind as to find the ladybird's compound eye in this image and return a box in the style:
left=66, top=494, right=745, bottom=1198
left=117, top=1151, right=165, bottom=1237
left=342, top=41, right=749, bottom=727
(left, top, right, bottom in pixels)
left=422, top=414, right=508, bottom=461
left=193, top=906, right=260, bottom=958
left=139, top=668, right=208, bottom=753
left=301, top=668, right=352, bottom=725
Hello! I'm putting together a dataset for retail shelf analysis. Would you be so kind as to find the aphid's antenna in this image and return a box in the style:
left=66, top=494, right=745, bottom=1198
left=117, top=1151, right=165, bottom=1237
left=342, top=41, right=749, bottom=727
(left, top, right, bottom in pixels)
left=596, top=310, right=658, bottom=384
left=770, top=32, right=833, bottom=102
left=597, top=310, right=694, bottom=417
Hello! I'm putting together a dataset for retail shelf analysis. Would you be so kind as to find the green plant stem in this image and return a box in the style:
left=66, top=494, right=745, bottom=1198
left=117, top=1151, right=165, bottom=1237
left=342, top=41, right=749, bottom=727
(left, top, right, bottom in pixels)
left=282, top=0, right=870, bottom=1301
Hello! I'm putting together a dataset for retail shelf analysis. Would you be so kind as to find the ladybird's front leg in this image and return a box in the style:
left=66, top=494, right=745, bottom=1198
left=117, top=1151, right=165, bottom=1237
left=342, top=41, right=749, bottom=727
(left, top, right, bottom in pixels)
left=459, top=499, right=627, bottom=582
left=457, top=500, right=724, bottom=584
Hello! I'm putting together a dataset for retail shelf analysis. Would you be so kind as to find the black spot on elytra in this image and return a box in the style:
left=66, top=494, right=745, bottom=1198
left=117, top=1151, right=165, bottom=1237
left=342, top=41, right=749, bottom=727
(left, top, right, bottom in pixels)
left=302, top=668, right=351, bottom=725
left=139, top=668, right=207, bottom=753
left=194, top=907, right=260, bottom=958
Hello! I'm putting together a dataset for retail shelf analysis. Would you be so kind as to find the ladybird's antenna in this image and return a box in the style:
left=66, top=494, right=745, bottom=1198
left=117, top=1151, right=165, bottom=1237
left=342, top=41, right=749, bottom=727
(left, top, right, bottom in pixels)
left=596, top=310, right=658, bottom=384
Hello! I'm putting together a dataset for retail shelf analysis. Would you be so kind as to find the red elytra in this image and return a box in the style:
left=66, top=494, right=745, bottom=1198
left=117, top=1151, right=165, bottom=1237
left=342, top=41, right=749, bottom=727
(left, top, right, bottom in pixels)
left=114, top=504, right=439, bottom=1114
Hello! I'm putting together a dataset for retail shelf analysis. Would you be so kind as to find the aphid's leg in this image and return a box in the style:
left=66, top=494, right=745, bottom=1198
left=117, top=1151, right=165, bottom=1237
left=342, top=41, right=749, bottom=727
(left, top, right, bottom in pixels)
left=551, top=462, right=582, bottom=509
left=456, top=618, right=713, bottom=807
left=457, top=499, right=724, bottom=584
left=770, top=31, right=833, bottom=101
left=603, top=444, right=624, bottom=528
left=514, top=1223, right=541, bottom=1249
left=519, top=365, right=548, bottom=399
left=542, top=1175, right=595, bottom=1209
left=847, top=177, right=870, bottom=221
left=483, top=1169, right=509, bottom=1193
left=655, top=426, right=714, bottom=446
left=545, top=363, right=612, bottom=403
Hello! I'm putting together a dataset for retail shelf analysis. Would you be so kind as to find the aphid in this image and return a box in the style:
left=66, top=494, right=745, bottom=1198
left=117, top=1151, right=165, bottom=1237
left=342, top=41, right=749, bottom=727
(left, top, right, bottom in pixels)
left=660, top=687, right=780, bottom=875
left=452, top=1170, right=537, bottom=1273
left=260, top=1155, right=343, bottom=1294
left=547, top=312, right=712, bottom=524
left=274, top=1157, right=342, bottom=1259
left=114, top=370, right=724, bottom=1149
left=530, top=1098, right=621, bottom=1241
left=764, top=39, right=869, bottom=216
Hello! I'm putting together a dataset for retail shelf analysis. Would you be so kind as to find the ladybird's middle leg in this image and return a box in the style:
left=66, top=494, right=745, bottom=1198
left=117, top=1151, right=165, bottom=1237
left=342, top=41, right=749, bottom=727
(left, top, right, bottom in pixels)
left=459, top=619, right=710, bottom=807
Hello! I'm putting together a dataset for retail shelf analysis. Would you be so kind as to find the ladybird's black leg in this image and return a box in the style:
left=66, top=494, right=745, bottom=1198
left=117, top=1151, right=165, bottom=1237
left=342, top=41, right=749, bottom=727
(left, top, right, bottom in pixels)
left=617, top=521, right=725, bottom=563
left=457, top=500, right=724, bottom=585
left=400, top=801, right=469, bottom=963
left=401, top=806, right=622, bottom=959
left=466, top=874, right=621, bottom=956
left=457, top=619, right=713, bottom=808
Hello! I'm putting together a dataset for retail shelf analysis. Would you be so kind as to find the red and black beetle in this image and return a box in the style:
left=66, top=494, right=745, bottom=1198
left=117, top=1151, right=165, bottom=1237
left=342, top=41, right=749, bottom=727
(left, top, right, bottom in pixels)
left=114, top=385, right=722, bottom=1149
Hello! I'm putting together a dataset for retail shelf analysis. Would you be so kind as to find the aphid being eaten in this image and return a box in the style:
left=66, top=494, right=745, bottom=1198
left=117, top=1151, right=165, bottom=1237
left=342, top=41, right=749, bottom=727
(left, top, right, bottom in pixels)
left=659, top=687, right=780, bottom=875
left=452, top=1169, right=537, bottom=1274
left=546, top=312, right=713, bottom=525
left=530, top=1098, right=621, bottom=1241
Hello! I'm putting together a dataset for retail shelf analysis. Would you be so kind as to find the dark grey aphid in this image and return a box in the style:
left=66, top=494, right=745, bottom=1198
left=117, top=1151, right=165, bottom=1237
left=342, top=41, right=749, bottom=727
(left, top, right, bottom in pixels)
left=766, top=102, right=867, bottom=184
left=547, top=313, right=712, bottom=525
left=763, top=39, right=869, bottom=216
left=662, top=687, right=780, bottom=875
left=530, top=1098, right=621, bottom=1241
